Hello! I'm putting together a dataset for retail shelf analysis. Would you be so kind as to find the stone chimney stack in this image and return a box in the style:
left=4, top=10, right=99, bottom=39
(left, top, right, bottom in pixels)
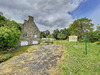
left=28, top=16, right=34, bottom=22
left=24, top=20, right=27, bottom=23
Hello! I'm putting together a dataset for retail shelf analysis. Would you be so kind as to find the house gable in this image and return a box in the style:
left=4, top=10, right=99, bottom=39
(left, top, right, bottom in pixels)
left=19, top=16, right=40, bottom=46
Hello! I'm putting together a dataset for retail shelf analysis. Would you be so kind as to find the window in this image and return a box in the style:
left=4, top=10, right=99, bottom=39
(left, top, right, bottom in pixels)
left=34, top=35, right=37, bottom=38
left=23, top=34, right=27, bottom=37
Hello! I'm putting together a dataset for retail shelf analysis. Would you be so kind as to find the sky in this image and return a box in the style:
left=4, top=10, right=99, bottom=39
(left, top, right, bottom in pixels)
left=0, top=0, right=100, bottom=32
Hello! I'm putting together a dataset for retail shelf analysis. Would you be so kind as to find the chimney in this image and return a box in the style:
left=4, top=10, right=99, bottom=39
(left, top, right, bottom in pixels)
left=24, top=20, right=27, bottom=23
left=28, top=16, right=34, bottom=22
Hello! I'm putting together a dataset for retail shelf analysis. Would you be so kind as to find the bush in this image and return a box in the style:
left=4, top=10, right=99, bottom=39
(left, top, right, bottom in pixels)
left=0, top=27, right=21, bottom=50
left=0, top=15, right=21, bottom=50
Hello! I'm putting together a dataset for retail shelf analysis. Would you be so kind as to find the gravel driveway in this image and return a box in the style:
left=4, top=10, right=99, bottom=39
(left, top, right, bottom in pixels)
left=0, top=45, right=64, bottom=75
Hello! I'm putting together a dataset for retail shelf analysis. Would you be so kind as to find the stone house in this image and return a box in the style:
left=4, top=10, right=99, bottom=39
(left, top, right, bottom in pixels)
left=18, top=16, right=40, bottom=46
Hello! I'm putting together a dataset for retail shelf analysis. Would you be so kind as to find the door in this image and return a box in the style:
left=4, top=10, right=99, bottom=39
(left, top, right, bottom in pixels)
left=32, top=41, right=38, bottom=44
left=21, top=41, right=28, bottom=46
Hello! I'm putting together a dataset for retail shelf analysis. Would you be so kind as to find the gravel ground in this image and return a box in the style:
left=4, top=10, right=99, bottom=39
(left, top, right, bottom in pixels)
left=0, top=45, right=64, bottom=75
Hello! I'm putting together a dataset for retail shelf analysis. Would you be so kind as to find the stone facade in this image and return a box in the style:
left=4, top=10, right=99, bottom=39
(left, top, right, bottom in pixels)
left=19, top=16, right=40, bottom=46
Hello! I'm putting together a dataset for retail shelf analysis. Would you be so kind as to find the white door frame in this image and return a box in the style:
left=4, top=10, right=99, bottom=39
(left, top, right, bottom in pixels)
left=32, top=41, right=38, bottom=44
left=21, top=41, right=28, bottom=46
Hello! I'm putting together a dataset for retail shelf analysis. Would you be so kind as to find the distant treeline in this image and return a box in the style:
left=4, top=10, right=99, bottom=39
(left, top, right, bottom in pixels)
left=41, top=18, right=100, bottom=42
left=40, top=28, right=70, bottom=40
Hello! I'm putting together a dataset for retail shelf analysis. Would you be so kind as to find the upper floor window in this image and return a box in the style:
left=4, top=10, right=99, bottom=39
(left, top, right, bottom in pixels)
left=34, top=35, right=37, bottom=38
left=23, top=34, right=27, bottom=37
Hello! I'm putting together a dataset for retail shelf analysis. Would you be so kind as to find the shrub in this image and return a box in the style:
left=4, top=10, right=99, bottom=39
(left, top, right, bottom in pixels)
left=0, top=15, right=21, bottom=50
left=0, top=27, right=21, bottom=50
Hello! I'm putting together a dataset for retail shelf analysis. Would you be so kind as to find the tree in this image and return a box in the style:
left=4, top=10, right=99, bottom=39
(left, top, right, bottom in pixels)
left=95, top=25, right=100, bottom=42
left=0, top=12, right=3, bottom=16
left=44, top=30, right=50, bottom=37
left=88, top=31, right=98, bottom=42
left=60, top=28, right=70, bottom=39
left=57, top=33, right=66, bottom=40
left=40, top=31, right=45, bottom=38
left=68, top=18, right=94, bottom=40
left=47, top=34, right=53, bottom=38
left=52, top=29, right=59, bottom=39
left=0, top=27, right=20, bottom=49
left=0, top=15, right=7, bottom=27
left=0, top=15, right=21, bottom=50
left=40, top=30, right=50, bottom=38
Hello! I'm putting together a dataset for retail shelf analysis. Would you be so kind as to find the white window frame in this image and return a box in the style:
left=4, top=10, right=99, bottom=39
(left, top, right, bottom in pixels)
left=34, top=35, right=37, bottom=38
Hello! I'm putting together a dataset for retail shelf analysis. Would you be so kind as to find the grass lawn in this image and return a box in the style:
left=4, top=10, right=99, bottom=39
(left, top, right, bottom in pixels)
left=54, top=40, right=100, bottom=75
left=0, top=46, right=30, bottom=63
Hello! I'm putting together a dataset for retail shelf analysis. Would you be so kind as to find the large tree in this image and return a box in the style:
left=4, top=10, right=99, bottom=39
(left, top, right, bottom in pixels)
left=52, top=28, right=70, bottom=40
left=57, top=33, right=66, bottom=40
left=40, top=30, right=50, bottom=38
left=52, top=29, right=59, bottom=39
left=60, top=28, right=70, bottom=39
left=68, top=18, right=94, bottom=39
left=47, top=34, right=53, bottom=38
left=44, top=30, right=50, bottom=37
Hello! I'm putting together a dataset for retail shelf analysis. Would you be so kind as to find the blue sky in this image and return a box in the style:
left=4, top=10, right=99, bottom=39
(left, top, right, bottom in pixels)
left=69, top=0, right=100, bottom=28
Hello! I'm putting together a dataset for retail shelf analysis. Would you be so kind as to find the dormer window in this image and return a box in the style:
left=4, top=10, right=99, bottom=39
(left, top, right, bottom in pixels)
left=23, top=34, right=27, bottom=37
left=34, top=35, right=37, bottom=38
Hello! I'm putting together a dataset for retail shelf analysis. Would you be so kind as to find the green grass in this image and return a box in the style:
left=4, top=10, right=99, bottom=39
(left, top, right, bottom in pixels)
left=0, top=46, right=30, bottom=63
left=54, top=40, right=100, bottom=75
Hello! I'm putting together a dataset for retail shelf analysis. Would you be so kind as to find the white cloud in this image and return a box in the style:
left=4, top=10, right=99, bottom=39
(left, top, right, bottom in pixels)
left=0, top=0, right=84, bottom=32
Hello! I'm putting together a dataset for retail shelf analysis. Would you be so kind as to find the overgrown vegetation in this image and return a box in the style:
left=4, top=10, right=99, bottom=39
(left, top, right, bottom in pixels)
left=53, top=28, right=70, bottom=40
left=68, top=18, right=94, bottom=38
left=0, top=46, right=30, bottom=63
left=94, top=25, right=100, bottom=42
left=40, top=28, right=70, bottom=40
left=40, top=30, right=50, bottom=38
left=0, top=15, right=21, bottom=50
left=54, top=40, right=100, bottom=75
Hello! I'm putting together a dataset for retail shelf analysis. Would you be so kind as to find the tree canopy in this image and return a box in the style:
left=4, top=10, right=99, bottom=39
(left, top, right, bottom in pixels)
left=52, top=29, right=59, bottom=39
left=68, top=18, right=94, bottom=39
left=40, top=30, right=50, bottom=38
left=0, top=15, right=21, bottom=50
left=52, top=28, right=70, bottom=40
left=95, top=25, right=100, bottom=42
